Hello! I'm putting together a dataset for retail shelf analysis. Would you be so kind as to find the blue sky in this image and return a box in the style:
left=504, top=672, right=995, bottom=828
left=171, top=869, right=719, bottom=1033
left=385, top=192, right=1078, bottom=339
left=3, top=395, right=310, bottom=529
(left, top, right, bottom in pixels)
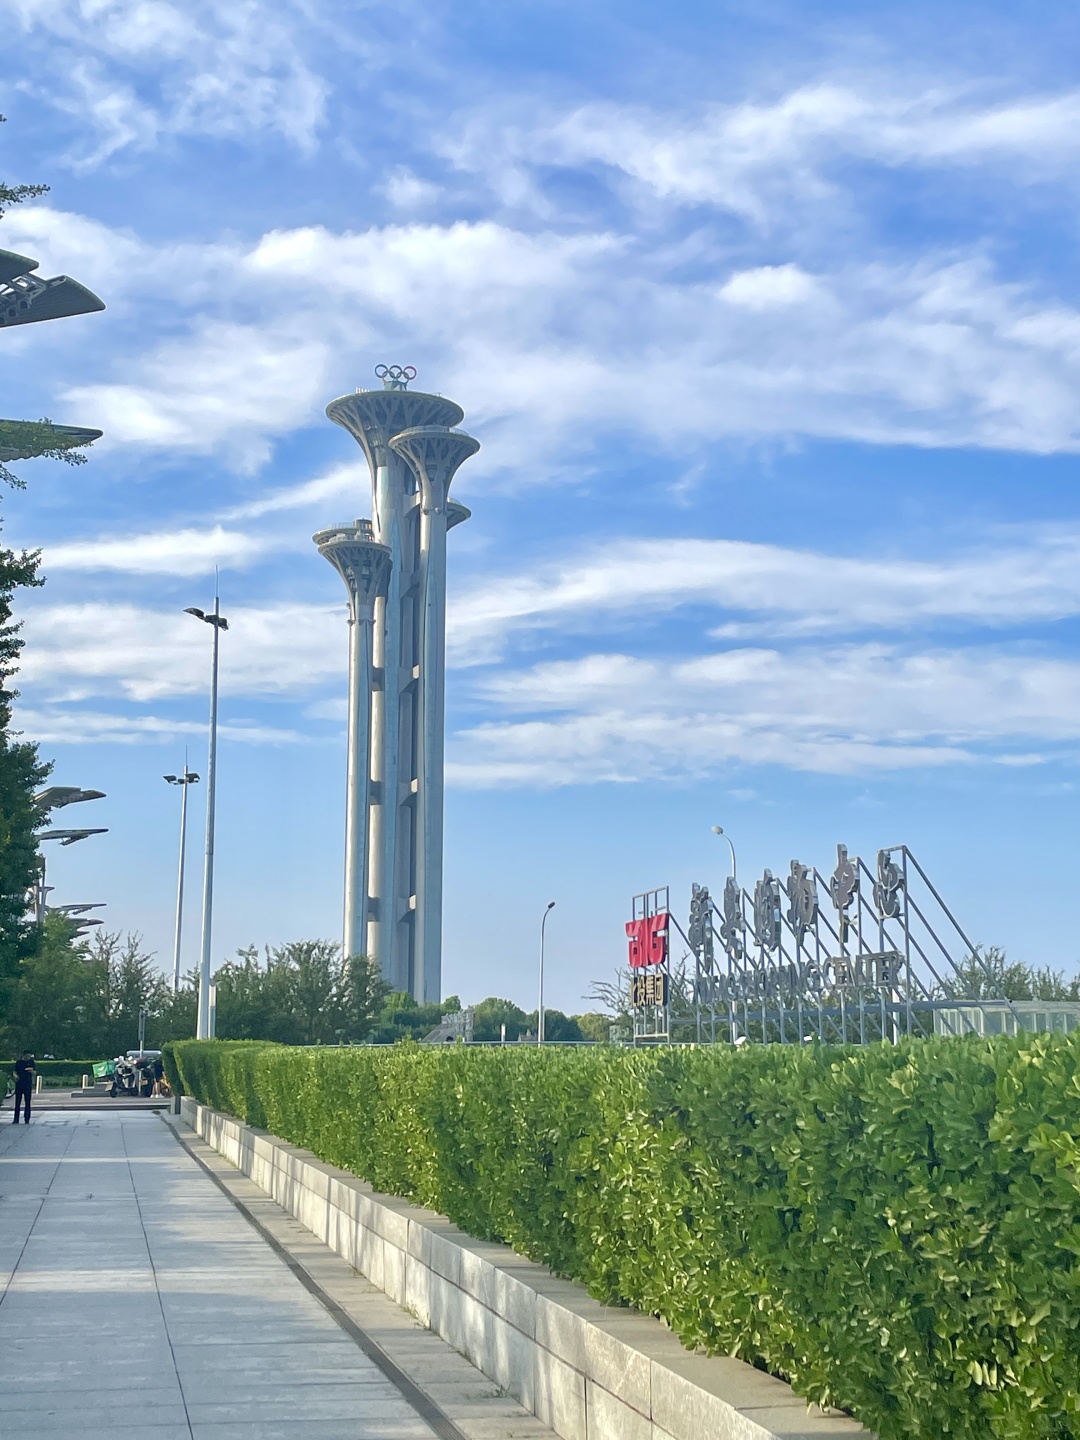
left=4, top=0, right=1080, bottom=1011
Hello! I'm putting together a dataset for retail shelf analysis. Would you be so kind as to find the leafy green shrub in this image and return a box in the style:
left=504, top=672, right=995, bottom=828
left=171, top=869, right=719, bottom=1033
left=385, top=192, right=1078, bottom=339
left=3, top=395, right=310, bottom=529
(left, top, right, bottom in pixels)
left=165, top=1034, right=1080, bottom=1439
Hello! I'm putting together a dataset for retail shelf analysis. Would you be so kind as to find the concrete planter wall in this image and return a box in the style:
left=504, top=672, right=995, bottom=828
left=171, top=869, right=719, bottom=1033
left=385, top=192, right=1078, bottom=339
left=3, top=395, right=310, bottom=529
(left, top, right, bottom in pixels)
left=180, top=1099, right=871, bottom=1440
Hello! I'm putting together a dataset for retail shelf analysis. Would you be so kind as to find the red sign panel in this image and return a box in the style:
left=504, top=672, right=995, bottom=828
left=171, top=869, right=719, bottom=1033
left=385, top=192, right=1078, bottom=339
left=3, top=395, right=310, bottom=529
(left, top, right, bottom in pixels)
left=626, top=912, right=669, bottom=968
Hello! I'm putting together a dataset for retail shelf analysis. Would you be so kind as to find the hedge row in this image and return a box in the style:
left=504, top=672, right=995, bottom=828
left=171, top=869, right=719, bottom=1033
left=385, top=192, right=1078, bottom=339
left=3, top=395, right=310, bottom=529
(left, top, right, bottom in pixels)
left=164, top=1035, right=1080, bottom=1440
left=2, top=1059, right=95, bottom=1084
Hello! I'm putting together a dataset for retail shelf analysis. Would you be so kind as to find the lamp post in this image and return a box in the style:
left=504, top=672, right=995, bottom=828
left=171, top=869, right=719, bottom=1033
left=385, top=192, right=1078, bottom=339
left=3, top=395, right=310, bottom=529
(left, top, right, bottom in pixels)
left=164, top=767, right=200, bottom=992
left=711, top=824, right=737, bottom=884
left=186, top=600, right=228, bottom=1039
left=538, top=900, right=556, bottom=1044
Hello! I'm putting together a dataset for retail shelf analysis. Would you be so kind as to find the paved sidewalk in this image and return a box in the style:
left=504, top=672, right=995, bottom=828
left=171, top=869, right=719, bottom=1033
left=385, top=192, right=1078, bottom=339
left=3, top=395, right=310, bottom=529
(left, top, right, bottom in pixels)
left=0, top=1112, right=447, bottom=1440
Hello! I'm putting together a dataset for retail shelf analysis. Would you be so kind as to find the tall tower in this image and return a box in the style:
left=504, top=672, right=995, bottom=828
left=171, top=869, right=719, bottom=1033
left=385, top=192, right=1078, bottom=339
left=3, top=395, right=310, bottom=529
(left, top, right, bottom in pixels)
left=317, top=367, right=479, bottom=1002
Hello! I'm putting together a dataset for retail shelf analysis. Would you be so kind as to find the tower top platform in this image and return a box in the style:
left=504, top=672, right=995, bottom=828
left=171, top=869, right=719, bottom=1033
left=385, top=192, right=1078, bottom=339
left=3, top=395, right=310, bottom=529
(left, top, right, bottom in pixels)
left=325, top=389, right=464, bottom=452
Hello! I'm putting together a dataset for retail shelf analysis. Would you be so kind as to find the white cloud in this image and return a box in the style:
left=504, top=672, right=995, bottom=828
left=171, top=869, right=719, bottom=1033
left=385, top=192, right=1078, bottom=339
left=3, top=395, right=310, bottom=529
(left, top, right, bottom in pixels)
left=2, top=0, right=329, bottom=160
left=449, top=643, right=1080, bottom=786
left=15, top=707, right=302, bottom=746
left=64, top=321, right=333, bottom=466
left=447, top=529, right=1080, bottom=662
left=11, top=211, right=1080, bottom=465
left=224, top=462, right=370, bottom=520
left=453, top=85, right=1080, bottom=223
left=378, top=168, right=443, bottom=211
left=0, top=206, right=146, bottom=310
left=19, top=601, right=347, bottom=702
left=44, top=525, right=269, bottom=575
left=718, top=265, right=820, bottom=309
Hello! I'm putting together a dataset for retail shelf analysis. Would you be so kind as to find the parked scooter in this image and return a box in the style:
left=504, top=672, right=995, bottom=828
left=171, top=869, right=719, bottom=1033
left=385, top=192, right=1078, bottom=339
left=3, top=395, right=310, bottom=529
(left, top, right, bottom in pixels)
left=108, top=1056, right=138, bottom=1097
left=105, top=1049, right=162, bottom=1098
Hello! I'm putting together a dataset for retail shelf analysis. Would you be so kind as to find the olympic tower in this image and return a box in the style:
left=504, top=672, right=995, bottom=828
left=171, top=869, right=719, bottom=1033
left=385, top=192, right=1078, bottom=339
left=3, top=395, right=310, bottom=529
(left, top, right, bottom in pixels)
left=315, top=366, right=479, bottom=1003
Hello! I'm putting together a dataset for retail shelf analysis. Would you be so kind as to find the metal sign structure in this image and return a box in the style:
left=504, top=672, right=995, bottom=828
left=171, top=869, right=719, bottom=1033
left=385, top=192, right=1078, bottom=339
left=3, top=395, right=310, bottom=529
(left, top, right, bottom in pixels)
left=633, top=843, right=1026, bottom=1045
left=626, top=887, right=672, bottom=1041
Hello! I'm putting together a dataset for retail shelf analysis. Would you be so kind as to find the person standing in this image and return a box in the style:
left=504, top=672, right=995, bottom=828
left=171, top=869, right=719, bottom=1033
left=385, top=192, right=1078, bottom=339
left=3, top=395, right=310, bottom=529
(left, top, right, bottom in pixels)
left=12, top=1051, right=35, bottom=1124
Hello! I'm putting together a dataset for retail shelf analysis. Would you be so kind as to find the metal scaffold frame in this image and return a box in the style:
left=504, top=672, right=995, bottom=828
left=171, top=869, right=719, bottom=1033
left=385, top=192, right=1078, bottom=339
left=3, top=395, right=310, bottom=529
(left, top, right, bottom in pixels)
left=629, top=843, right=1038, bottom=1045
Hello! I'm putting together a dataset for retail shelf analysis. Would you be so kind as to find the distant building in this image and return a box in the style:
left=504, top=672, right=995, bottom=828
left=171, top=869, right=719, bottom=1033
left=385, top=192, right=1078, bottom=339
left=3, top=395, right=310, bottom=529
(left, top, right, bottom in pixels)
left=421, top=1009, right=475, bottom=1044
left=934, top=1000, right=1080, bottom=1038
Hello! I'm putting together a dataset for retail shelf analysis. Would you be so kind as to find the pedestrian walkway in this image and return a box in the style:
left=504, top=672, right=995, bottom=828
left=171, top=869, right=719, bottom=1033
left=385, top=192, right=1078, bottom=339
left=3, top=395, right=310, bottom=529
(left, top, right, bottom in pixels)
left=0, top=1111, right=537, bottom=1440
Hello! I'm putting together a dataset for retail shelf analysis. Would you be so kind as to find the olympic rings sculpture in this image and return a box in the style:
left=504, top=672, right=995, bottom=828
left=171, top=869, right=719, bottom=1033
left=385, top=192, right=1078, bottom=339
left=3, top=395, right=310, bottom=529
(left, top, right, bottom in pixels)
left=374, top=364, right=417, bottom=383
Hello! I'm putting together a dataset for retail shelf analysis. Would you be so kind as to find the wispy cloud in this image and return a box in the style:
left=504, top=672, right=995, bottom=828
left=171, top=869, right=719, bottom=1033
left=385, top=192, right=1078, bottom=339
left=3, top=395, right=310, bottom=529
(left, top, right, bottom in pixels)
left=3, top=0, right=329, bottom=162
left=449, top=643, right=1080, bottom=786
left=44, top=526, right=270, bottom=576
left=223, top=463, right=369, bottom=520
left=445, top=84, right=1080, bottom=223
left=15, top=707, right=303, bottom=746
left=19, top=601, right=347, bottom=702
left=448, top=528, right=1080, bottom=661
left=3, top=206, right=1077, bottom=467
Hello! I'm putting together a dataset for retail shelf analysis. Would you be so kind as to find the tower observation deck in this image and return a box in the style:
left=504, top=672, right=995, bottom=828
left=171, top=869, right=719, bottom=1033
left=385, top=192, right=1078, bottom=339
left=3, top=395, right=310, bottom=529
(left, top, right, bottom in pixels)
left=317, top=367, right=479, bottom=1003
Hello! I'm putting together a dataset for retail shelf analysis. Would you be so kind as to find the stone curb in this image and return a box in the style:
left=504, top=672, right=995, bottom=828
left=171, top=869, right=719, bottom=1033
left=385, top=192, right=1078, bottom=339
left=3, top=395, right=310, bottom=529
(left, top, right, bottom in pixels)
left=181, top=1099, right=873, bottom=1440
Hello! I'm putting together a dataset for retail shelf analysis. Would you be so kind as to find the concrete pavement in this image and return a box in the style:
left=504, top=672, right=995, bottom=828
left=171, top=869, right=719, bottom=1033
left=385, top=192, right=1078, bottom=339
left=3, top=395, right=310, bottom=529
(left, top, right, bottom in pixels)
left=0, top=1111, right=546, bottom=1440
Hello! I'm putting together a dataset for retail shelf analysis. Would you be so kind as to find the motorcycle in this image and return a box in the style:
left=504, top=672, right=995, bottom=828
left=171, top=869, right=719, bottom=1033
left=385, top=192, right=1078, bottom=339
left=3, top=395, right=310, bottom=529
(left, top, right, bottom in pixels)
left=109, top=1057, right=137, bottom=1097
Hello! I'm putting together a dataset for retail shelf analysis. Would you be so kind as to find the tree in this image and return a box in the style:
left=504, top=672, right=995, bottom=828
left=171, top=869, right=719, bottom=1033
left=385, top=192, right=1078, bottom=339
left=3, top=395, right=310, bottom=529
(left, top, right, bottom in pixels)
left=471, top=997, right=528, bottom=1042
left=338, top=951, right=391, bottom=1042
left=287, top=940, right=344, bottom=1045
left=944, top=945, right=1080, bottom=1002
left=210, top=941, right=388, bottom=1045
left=157, top=971, right=197, bottom=1042
left=0, top=535, right=49, bottom=1012
left=0, top=912, right=94, bottom=1056
left=575, top=1012, right=612, bottom=1043
left=525, top=1007, right=585, bottom=1042
left=97, top=930, right=169, bottom=1053
left=586, top=969, right=633, bottom=1031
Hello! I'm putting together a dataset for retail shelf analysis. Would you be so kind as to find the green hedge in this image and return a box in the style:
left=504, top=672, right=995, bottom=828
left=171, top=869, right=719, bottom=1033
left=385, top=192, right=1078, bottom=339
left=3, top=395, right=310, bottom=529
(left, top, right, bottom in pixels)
left=2, top=1059, right=96, bottom=1087
left=165, top=1034, right=1080, bottom=1439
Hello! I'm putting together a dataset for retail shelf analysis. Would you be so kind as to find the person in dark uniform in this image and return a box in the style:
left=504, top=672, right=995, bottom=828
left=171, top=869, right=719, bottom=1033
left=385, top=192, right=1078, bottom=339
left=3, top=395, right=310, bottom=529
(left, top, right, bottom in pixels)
left=12, top=1052, right=35, bottom=1124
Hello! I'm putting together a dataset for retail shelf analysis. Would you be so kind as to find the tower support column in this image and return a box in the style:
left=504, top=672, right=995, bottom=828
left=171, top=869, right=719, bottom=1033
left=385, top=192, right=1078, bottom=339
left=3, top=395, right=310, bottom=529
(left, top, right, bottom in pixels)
left=390, top=426, right=480, bottom=1003
left=313, top=521, right=391, bottom=965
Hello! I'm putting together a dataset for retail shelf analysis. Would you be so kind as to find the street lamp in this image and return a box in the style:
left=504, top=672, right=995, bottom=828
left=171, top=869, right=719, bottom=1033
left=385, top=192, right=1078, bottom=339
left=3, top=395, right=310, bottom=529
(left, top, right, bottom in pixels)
left=36, top=827, right=108, bottom=846
left=186, top=600, right=228, bottom=1039
left=538, top=900, right=556, bottom=1045
left=0, top=247, right=105, bottom=328
left=2, top=242, right=104, bottom=482
left=34, top=786, right=108, bottom=924
left=0, top=420, right=102, bottom=464
left=711, top=824, right=737, bottom=884
left=35, top=786, right=106, bottom=813
left=52, top=901, right=105, bottom=938
left=165, top=767, right=200, bottom=993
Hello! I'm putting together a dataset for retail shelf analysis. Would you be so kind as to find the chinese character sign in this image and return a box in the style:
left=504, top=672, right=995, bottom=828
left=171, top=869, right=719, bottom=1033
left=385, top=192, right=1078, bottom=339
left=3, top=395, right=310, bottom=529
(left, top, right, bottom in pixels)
left=630, top=971, right=670, bottom=1008
left=626, top=912, right=669, bottom=968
